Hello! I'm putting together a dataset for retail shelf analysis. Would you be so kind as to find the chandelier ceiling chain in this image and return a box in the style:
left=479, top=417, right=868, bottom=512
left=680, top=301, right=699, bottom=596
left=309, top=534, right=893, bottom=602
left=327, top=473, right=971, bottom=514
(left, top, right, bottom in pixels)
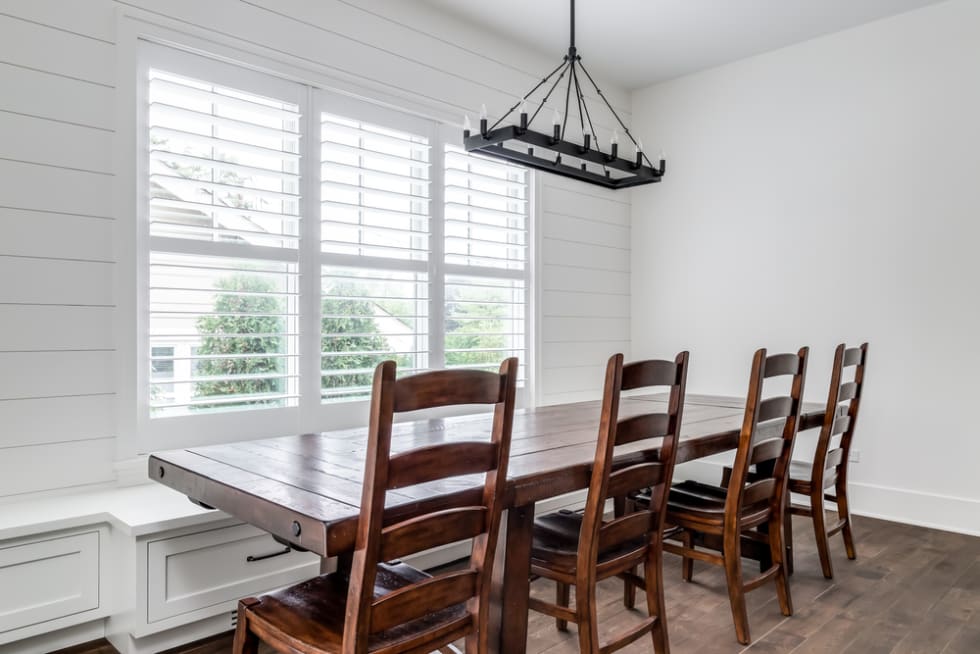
left=464, top=0, right=665, bottom=190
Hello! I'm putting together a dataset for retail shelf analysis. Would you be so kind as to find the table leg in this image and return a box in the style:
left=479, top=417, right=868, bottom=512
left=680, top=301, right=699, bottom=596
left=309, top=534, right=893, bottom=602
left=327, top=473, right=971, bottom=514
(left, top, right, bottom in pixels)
left=489, top=502, right=534, bottom=654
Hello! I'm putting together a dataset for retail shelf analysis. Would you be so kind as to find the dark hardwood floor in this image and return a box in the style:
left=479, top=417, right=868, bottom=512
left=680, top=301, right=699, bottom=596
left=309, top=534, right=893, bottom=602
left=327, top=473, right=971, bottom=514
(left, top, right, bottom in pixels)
left=58, top=515, right=979, bottom=654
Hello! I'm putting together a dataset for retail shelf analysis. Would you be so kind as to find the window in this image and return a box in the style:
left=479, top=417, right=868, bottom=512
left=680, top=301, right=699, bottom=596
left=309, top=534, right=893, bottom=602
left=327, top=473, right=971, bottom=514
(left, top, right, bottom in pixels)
left=138, top=44, right=531, bottom=449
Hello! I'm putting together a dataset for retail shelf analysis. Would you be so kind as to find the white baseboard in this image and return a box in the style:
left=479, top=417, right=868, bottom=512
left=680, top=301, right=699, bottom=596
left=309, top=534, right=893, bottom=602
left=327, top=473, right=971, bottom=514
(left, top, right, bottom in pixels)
left=846, top=482, right=980, bottom=537
left=672, top=459, right=980, bottom=537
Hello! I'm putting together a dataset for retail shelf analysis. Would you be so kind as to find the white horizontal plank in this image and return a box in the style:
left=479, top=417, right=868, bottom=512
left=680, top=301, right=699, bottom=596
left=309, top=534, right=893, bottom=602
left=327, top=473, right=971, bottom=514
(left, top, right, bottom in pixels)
left=541, top=212, right=631, bottom=250
left=0, top=63, right=114, bottom=130
left=0, top=112, right=112, bottom=174
left=541, top=182, right=631, bottom=226
left=541, top=291, right=630, bottom=319
left=0, top=257, right=113, bottom=305
left=0, top=395, right=114, bottom=449
left=541, top=316, right=630, bottom=343
left=541, top=340, right=631, bottom=371
left=541, top=264, right=629, bottom=294
left=0, top=305, right=114, bottom=351
left=0, top=0, right=115, bottom=43
left=0, top=14, right=114, bottom=86
left=0, top=159, right=113, bottom=218
left=541, top=172, right=632, bottom=208
left=0, top=351, right=114, bottom=400
left=0, top=208, right=113, bottom=261
left=543, top=238, right=630, bottom=273
left=0, top=438, right=116, bottom=497
left=540, top=364, right=607, bottom=396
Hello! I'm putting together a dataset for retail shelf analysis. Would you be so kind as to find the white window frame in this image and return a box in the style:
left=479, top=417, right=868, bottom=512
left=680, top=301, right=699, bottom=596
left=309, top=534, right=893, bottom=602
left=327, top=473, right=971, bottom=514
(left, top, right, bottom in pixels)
left=129, top=40, right=533, bottom=454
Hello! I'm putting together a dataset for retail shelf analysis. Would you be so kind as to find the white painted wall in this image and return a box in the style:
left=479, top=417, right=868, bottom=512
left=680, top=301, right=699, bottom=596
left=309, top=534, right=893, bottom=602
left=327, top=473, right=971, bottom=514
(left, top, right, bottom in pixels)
left=0, top=0, right=631, bottom=498
left=631, top=0, right=980, bottom=534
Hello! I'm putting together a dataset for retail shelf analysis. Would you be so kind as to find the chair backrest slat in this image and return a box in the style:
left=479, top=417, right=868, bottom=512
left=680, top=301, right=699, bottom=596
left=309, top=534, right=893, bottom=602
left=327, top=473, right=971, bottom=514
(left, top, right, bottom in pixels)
left=605, top=462, right=667, bottom=500
left=342, top=358, right=518, bottom=654
left=369, top=569, right=478, bottom=632
left=614, top=414, right=671, bottom=446
left=393, top=369, right=504, bottom=413
left=748, top=438, right=784, bottom=466
left=825, top=447, right=844, bottom=470
left=388, top=442, right=498, bottom=489
left=838, top=381, right=858, bottom=403
left=576, top=352, right=689, bottom=587
left=757, top=395, right=794, bottom=423
left=763, top=353, right=804, bottom=377
left=621, top=359, right=679, bottom=390
left=597, top=511, right=658, bottom=552
left=380, top=506, right=487, bottom=562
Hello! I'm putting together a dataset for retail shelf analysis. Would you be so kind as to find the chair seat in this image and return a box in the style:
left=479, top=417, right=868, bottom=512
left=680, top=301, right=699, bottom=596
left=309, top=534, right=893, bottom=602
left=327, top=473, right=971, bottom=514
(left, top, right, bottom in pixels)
left=666, top=480, right=770, bottom=529
left=244, top=562, right=469, bottom=654
left=531, top=510, right=647, bottom=573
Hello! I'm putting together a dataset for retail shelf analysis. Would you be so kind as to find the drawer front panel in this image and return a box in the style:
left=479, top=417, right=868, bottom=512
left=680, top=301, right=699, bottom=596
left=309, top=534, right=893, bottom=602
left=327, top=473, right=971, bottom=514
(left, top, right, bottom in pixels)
left=147, top=523, right=317, bottom=623
left=0, top=531, right=99, bottom=633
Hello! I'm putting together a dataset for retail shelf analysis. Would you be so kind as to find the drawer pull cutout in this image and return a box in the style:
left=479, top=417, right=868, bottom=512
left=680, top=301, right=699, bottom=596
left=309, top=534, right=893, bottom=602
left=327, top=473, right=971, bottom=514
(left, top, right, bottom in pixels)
left=246, top=546, right=291, bottom=562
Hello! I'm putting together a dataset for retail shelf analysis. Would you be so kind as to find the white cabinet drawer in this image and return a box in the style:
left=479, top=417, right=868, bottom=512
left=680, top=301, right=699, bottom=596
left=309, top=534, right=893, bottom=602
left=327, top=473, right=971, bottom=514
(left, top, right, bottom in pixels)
left=146, top=523, right=317, bottom=623
left=0, top=531, right=99, bottom=634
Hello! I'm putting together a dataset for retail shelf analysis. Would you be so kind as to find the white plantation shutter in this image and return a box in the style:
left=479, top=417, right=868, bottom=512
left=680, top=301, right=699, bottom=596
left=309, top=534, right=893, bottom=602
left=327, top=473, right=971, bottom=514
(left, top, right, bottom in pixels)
left=320, top=108, right=431, bottom=401
left=145, top=60, right=303, bottom=426
left=138, top=44, right=532, bottom=450
left=444, top=146, right=529, bottom=381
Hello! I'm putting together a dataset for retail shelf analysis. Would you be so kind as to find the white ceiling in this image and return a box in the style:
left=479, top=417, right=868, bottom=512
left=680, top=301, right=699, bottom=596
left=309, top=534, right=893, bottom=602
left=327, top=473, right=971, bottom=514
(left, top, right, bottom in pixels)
left=420, top=0, right=947, bottom=90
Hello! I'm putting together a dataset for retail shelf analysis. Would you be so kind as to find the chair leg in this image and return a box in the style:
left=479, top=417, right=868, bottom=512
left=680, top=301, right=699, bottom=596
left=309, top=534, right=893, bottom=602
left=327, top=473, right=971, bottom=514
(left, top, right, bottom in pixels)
left=783, top=503, right=794, bottom=576
left=233, top=599, right=260, bottom=654
left=722, top=536, right=751, bottom=645
left=644, top=541, right=670, bottom=654
left=681, top=530, right=694, bottom=582
left=810, top=492, right=835, bottom=579
left=623, top=565, right=638, bottom=610
left=615, top=497, right=638, bottom=610
left=834, top=486, right=857, bottom=560
left=769, top=513, right=794, bottom=618
left=575, top=583, right=599, bottom=654
left=555, top=581, right=570, bottom=632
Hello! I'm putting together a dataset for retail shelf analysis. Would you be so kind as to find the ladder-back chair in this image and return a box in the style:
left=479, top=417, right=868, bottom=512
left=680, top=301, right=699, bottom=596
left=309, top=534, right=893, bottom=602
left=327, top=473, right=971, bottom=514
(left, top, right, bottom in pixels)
left=233, top=358, right=518, bottom=654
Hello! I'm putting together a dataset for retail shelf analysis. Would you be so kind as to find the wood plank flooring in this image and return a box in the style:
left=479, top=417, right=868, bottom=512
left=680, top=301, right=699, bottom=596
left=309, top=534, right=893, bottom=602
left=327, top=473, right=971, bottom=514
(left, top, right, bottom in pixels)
left=59, top=515, right=979, bottom=654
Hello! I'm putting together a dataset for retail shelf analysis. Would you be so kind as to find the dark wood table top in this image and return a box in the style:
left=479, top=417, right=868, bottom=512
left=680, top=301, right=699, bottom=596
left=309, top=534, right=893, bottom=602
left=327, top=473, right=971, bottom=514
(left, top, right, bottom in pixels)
left=149, top=394, right=825, bottom=558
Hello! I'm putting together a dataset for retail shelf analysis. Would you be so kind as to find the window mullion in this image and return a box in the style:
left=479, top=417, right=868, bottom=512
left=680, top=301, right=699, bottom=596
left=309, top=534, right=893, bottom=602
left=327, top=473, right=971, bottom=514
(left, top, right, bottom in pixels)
left=429, top=124, right=446, bottom=372
left=299, top=87, right=322, bottom=432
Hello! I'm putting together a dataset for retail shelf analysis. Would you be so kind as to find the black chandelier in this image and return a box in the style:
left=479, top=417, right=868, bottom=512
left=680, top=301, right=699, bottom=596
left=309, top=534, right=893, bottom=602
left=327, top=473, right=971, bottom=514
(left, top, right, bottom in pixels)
left=463, top=0, right=665, bottom=190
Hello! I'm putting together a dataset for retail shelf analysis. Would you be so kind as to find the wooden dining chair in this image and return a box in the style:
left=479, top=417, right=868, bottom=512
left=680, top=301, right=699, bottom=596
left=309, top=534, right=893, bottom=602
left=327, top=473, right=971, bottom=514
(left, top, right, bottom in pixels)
left=528, top=351, right=689, bottom=654
left=784, top=342, right=868, bottom=579
left=662, top=347, right=808, bottom=645
left=232, top=357, right=518, bottom=654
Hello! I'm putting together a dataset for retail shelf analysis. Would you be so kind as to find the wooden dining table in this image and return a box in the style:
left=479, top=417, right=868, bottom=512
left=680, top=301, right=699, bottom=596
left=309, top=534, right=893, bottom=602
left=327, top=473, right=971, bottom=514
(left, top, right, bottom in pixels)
left=149, top=393, right=825, bottom=653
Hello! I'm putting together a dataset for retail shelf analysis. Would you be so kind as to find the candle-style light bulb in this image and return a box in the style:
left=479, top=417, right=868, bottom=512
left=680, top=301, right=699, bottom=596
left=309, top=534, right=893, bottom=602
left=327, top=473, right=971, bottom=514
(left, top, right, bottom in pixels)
left=659, top=150, right=667, bottom=174
left=480, top=104, right=488, bottom=120
left=552, top=109, right=561, bottom=142
left=634, top=139, right=644, bottom=168
left=519, top=99, right=528, bottom=132
left=610, top=130, right=619, bottom=159
left=463, top=115, right=472, bottom=138
left=479, top=104, right=488, bottom=137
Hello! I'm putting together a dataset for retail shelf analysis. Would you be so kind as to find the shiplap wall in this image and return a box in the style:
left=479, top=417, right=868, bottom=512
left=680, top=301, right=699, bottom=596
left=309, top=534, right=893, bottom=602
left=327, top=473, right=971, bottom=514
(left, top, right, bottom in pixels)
left=0, top=0, right=631, bottom=498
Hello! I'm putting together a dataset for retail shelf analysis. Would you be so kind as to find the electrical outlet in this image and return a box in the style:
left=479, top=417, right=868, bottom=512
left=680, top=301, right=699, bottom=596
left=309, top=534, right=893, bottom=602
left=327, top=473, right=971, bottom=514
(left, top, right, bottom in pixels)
left=849, top=449, right=861, bottom=463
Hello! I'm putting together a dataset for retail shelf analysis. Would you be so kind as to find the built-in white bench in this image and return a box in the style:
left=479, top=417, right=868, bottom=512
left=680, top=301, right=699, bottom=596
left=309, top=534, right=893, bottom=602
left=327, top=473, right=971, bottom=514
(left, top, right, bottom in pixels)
left=0, top=483, right=320, bottom=654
